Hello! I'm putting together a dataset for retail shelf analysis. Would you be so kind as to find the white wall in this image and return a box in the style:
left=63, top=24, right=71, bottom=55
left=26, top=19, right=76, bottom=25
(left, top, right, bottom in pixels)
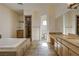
left=24, top=4, right=78, bottom=41
left=54, top=4, right=70, bottom=18
left=63, top=9, right=78, bottom=35
left=45, top=4, right=70, bottom=33
left=24, top=5, right=56, bottom=41
left=54, top=5, right=79, bottom=35
left=24, top=4, right=79, bottom=37
left=55, top=15, right=63, bottom=33
left=0, top=5, right=19, bottom=38
left=32, top=11, right=40, bottom=40
left=53, top=4, right=77, bottom=34
left=47, top=6, right=56, bottom=32
left=24, top=9, right=40, bottom=40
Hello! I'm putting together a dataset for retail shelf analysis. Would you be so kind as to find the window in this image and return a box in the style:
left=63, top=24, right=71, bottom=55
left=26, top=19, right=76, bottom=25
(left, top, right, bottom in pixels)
left=42, top=20, right=47, bottom=25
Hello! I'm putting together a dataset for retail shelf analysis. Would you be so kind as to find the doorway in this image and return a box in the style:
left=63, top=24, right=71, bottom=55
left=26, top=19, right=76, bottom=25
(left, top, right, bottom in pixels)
left=40, top=15, right=48, bottom=42
left=76, top=16, right=79, bottom=35
left=25, top=16, right=32, bottom=41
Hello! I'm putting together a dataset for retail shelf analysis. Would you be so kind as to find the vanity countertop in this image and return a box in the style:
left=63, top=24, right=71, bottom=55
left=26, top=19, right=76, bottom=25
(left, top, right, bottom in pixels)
left=58, top=35, right=79, bottom=47
left=50, top=33, right=79, bottom=47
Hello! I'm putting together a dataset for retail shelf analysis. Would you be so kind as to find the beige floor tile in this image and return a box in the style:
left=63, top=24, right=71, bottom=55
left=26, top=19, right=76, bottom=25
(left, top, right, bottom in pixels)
left=25, top=40, right=57, bottom=56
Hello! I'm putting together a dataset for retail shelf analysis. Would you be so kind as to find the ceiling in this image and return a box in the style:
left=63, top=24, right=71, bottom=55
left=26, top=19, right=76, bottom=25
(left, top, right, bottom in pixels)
left=3, top=3, right=66, bottom=15
left=3, top=3, right=23, bottom=15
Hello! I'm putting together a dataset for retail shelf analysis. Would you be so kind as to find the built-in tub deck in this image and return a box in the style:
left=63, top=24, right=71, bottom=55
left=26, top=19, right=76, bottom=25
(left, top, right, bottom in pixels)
left=0, top=38, right=28, bottom=56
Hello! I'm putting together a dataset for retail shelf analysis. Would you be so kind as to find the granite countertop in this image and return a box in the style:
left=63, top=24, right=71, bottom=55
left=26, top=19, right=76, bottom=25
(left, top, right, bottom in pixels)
left=58, top=35, right=79, bottom=48
left=49, top=33, right=63, bottom=39
left=0, top=38, right=27, bottom=49
left=50, top=33, right=79, bottom=48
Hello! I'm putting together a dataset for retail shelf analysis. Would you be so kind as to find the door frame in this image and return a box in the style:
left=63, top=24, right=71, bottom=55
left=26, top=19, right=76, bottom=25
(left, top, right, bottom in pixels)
left=25, top=15, right=32, bottom=41
left=76, top=15, right=79, bottom=35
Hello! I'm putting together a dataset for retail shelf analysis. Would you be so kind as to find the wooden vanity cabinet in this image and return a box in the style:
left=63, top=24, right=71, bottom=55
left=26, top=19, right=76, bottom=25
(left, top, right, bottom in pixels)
left=69, top=49, right=78, bottom=56
left=26, top=39, right=30, bottom=49
left=54, top=39, right=58, bottom=54
left=57, top=41, right=62, bottom=56
left=50, top=34, right=79, bottom=56
left=54, top=38, right=62, bottom=56
left=50, top=37, right=54, bottom=45
left=54, top=38, right=69, bottom=56
left=17, top=30, right=24, bottom=38
left=17, top=47, right=24, bottom=56
left=62, top=44, right=69, bottom=56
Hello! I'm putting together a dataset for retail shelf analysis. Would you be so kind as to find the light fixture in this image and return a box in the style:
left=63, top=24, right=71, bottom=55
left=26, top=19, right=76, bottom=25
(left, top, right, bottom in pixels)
left=68, top=3, right=79, bottom=9
left=17, top=3, right=24, bottom=5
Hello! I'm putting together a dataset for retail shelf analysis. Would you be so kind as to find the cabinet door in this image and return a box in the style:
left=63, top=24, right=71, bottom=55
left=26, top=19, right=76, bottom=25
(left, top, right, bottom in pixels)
left=17, top=47, right=24, bottom=56
left=50, top=38, right=54, bottom=45
left=57, top=41, right=62, bottom=56
left=62, top=44, right=69, bottom=56
left=54, top=41, right=58, bottom=54
left=69, top=50, right=78, bottom=56
left=26, top=39, right=30, bottom=49
left=17, top=30, right=24, bottom=38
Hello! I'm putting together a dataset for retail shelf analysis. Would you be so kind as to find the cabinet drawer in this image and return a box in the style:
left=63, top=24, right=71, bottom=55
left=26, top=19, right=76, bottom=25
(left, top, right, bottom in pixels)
left=62, top=40, right=79, bottom=55
left=57, top=41, right=62, bottom=56
left=69, top=50, right=78, bottom=56
left=54, top=41, right=58, bottom=54
left=62, top=44, right=69, bottom=56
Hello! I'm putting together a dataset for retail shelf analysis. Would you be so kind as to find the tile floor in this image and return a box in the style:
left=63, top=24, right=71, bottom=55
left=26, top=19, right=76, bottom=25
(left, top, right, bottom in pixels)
left=25, top=40, right=57, bottom=56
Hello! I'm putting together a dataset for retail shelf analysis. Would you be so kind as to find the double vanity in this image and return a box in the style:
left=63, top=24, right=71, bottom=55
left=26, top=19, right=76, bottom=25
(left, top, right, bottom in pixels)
left=50, top=33, right=79, bottom=56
